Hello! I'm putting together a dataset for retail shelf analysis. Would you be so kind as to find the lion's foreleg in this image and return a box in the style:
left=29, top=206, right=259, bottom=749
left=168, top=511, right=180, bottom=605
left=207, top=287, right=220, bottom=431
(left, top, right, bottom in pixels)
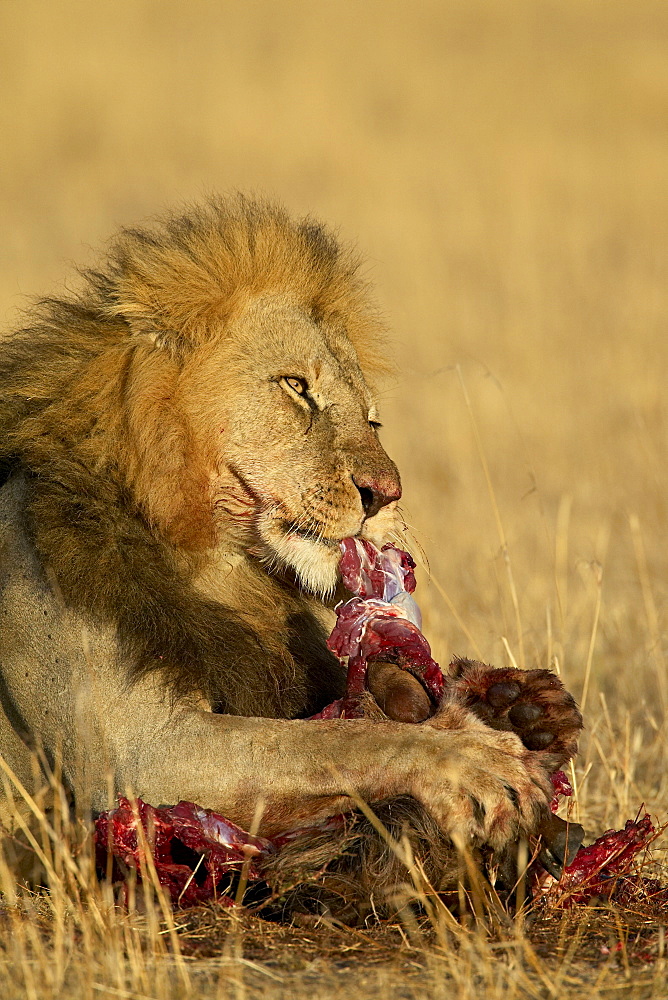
left=103, top=687, right=551, bottom=849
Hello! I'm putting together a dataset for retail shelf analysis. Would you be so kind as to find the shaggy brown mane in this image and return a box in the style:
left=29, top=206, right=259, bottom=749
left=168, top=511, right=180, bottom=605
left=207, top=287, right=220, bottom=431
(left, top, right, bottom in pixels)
left=0, top=196, right=388, bottom=718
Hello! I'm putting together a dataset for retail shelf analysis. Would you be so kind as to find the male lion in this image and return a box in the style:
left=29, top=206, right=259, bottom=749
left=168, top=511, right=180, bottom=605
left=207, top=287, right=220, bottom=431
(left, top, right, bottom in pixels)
left=0, top=197, right=581, bottom=909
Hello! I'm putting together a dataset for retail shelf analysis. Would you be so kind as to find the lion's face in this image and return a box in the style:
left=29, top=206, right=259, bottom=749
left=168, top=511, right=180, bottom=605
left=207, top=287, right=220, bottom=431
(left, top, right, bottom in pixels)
left=188, top=297, right=401, bottom=596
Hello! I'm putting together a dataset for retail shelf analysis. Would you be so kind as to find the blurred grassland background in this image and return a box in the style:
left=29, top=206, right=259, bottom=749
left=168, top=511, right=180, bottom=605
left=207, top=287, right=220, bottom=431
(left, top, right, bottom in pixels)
left=2, top=0, right=668, bottom=995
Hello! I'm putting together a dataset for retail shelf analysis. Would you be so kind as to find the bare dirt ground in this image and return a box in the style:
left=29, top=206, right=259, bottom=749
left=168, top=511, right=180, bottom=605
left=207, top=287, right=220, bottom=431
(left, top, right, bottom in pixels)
left=1, top=1, right=668, bottom=996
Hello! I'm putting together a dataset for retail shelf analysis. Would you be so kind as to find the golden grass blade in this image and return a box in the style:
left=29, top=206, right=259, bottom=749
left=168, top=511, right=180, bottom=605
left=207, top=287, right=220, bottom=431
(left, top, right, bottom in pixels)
left=456, top=365, right=525, bottom=667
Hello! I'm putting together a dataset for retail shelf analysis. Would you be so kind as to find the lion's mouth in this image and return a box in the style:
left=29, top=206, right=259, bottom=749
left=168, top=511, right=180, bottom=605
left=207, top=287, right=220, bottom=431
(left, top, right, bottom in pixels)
left=281, top=522, right=341, bottom=548
left=253, top=504, right=400, bottom=599
left=250, top=517, right=347, bottom=597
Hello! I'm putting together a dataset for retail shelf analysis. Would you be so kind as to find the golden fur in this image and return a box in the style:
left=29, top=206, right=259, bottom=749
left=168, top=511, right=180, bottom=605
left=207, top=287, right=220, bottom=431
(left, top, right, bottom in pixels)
left=0, top=196, right=399, bottom=717
left=0, top=197, right=581, bottom=919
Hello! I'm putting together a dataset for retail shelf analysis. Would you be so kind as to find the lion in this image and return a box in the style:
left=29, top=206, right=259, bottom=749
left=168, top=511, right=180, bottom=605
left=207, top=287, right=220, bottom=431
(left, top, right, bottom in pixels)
left=0, top=196, right=582, bottom=913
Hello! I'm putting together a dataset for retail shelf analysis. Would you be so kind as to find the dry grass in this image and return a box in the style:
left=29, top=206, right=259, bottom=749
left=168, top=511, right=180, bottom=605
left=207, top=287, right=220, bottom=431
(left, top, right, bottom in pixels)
left=2, top=0, right=668, bottom=996
left=3, top=783, right=668, bottom=1000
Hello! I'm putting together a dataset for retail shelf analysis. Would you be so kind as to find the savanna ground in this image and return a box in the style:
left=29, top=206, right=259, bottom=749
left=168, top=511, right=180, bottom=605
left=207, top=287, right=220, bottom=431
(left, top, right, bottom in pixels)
left=1, top=1, right=668, bottom=996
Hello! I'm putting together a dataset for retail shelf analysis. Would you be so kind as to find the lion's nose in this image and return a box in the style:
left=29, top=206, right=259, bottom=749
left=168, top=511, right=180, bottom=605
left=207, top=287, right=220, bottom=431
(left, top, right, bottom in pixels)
left=352, top=472, right=402, bottom=519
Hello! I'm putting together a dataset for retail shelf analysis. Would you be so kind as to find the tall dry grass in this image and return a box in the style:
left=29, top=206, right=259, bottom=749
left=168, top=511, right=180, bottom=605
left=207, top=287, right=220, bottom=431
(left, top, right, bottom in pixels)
left=1, top=0, right=667, bottom=996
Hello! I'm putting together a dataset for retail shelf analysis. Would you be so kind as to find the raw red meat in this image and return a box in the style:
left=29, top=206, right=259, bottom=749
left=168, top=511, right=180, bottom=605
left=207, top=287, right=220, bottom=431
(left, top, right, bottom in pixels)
left=95, top=796, right=271, bottom=906
left=550, top=770, right=573, bottom=813
left=338, top=537, right=417, bottom=600
left=94, top=537, right=660, bottom=912
left=94, top=797, right=347, bottom=906
left=313, top=538, right=443, bottom=718
left=538, top=812, right=661, bottom=908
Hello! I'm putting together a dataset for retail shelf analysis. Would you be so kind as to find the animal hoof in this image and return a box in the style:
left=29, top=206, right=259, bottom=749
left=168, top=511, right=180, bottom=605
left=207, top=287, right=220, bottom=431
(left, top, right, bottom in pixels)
left=367, top=661, right=432, bottom=723
left=538, top=813, right=585, bottom=877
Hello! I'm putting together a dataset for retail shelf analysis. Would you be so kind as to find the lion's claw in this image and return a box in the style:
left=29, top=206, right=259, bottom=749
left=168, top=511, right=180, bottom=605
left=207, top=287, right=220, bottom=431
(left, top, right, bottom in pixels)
left=419, top=704, right=554, bottom=850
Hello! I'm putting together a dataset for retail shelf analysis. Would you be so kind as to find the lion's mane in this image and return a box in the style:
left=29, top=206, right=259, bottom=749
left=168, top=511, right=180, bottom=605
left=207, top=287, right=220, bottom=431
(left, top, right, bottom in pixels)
left=0, top=196, right=386, bottom=718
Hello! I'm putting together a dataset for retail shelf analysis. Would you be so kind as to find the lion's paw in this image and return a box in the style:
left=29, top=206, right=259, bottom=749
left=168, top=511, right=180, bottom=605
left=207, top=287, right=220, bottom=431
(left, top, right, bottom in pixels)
left=412, top=724, right=552, bottom=851
left=445, top=657, right=582, bottom=771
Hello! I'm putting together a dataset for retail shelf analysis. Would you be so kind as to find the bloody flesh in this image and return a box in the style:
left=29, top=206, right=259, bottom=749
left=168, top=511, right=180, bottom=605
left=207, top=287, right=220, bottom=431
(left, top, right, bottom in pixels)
left=537, top=812, right=662, bottom=908
left=95, top=796, right=270, bottom=906
left=94, top=538, right=660, bottom=910
left=550, top=770, right=573, bottom=813
left=313, top=537, right=443, bottom=718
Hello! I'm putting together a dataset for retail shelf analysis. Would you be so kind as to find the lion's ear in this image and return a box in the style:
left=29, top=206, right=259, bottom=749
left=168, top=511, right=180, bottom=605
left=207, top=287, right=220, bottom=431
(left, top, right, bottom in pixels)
left=103, top=284, right=191, bottom=358
left=104, top=230, right=235, bottom=356
left=104, top=291, right=191, bottom=358
left=128, top=317, right=186, bottom=359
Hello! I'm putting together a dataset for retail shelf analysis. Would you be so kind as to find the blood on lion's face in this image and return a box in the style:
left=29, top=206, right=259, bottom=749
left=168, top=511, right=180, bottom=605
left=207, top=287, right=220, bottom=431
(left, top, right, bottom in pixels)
left=186, top=295, right=402, bottom=597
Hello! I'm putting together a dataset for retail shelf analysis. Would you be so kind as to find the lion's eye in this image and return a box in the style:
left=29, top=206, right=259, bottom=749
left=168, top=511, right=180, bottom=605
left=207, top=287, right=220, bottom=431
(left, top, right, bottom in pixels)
left=281, top=376, right=309, bottom=396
